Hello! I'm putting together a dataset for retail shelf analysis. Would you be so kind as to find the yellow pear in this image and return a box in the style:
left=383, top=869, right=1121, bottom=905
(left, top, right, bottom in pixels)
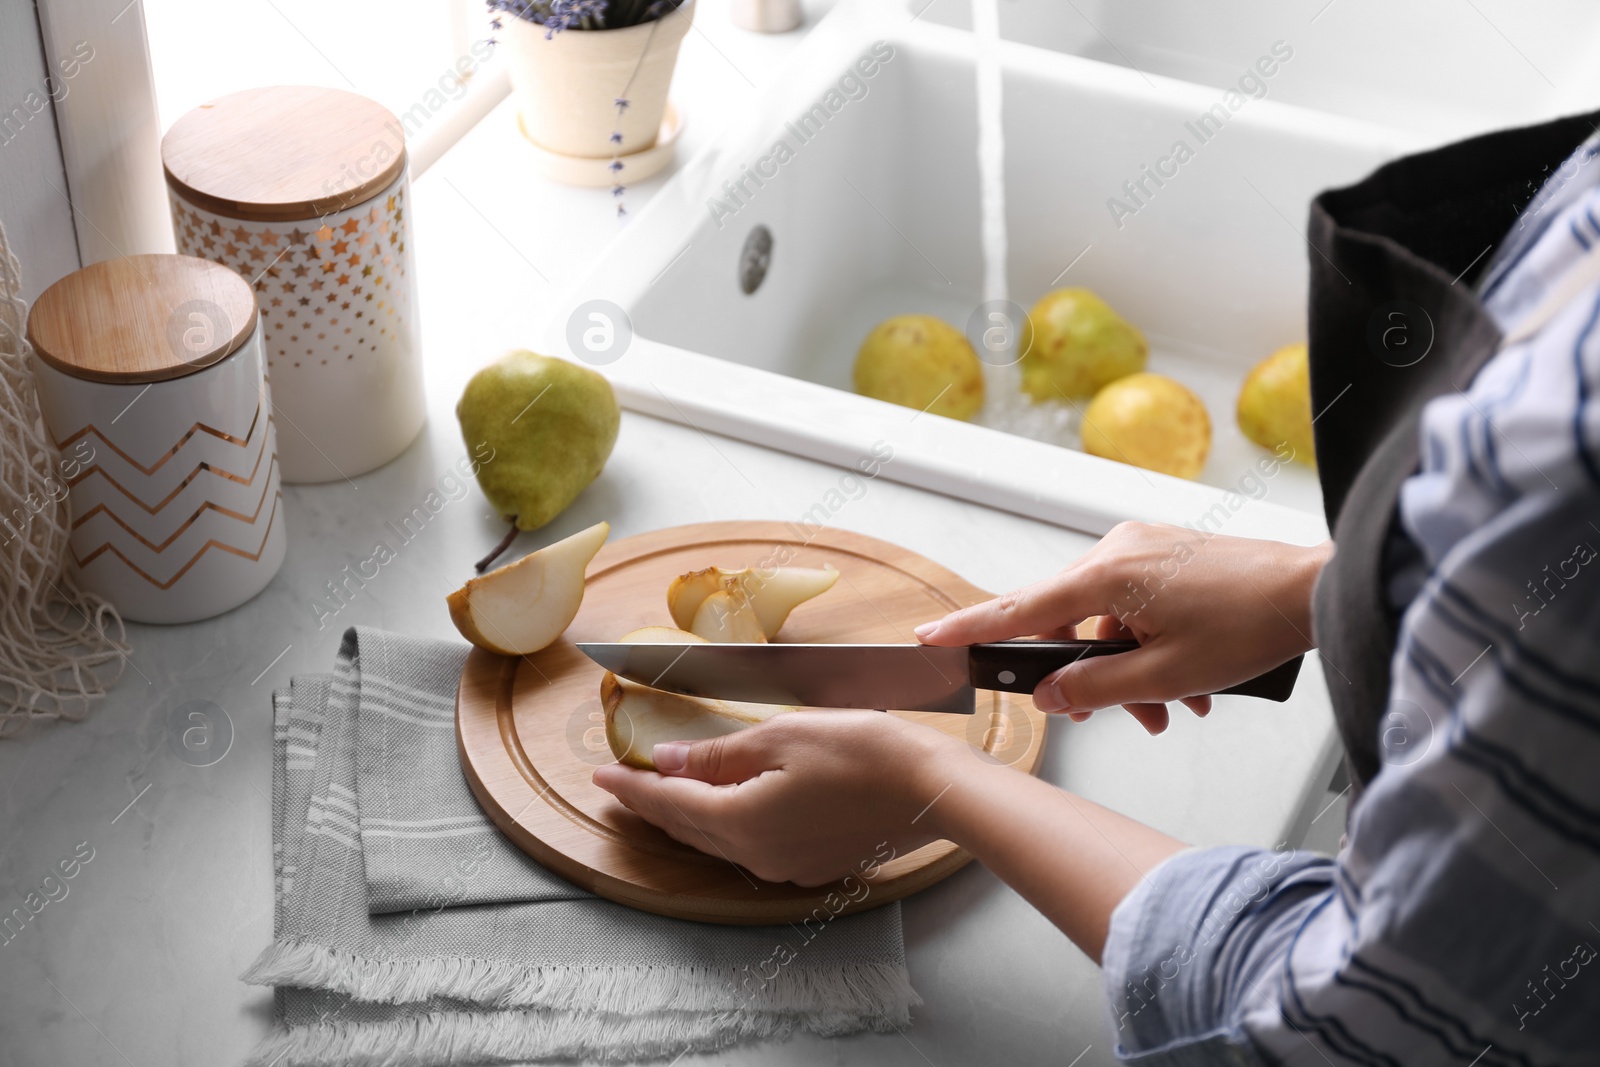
left=1237, top=343, right=1315, bottom=467
left=446, top=521, right=609, bottom=655
left=1022, top=288, right=1147, bottom=400
left=853, top=315, right=984, bottom=420
left=1082, top=374, right=1211, bottom=479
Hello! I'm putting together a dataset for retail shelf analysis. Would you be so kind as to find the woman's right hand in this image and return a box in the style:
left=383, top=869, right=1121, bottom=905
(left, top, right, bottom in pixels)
left=915, top=522, right=1331, bottom=734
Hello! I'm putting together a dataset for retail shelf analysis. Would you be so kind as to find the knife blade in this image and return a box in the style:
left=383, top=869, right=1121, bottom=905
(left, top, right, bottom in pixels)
left=575, top=640, right=1304, bottom=714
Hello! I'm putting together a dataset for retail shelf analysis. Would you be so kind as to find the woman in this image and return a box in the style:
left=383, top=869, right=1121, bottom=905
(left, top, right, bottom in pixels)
left=595, top=111, right=1600, bottom=1064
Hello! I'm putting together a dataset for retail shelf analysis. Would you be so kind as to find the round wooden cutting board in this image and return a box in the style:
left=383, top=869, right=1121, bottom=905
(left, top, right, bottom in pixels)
left=456, top=521, right=1048, bottom=925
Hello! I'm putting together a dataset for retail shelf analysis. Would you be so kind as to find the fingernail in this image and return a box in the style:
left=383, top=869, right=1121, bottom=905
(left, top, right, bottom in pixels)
left=1068, top=711, right=1092, bottom=723
left=913, top=622, right=939, bottom=639
left=653, top=741, right=690, bottom=774
left=1032, top=682, right=1068, bottom=713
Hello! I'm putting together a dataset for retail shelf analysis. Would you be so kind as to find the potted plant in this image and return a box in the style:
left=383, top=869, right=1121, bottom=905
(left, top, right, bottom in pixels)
left=490, top=0, right=692, bottom=191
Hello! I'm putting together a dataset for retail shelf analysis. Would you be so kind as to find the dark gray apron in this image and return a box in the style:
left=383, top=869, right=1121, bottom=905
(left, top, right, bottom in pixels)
left=1306, top=110, right=1600, bottom=796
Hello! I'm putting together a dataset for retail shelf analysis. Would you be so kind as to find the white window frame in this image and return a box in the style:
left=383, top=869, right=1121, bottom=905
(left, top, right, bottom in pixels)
left=35, top=0, right=168, bottom=265
left=36, top=0, right=508, bottom=265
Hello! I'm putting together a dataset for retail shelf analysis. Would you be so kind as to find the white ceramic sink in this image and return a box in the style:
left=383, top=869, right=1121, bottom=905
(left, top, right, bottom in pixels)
left=547, top=0, right=1416, bottom=544
left=914, top=0, right=1600, bottom=145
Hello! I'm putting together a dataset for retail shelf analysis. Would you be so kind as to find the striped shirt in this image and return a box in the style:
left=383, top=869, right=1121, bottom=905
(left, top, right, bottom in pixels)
left=1100, top=132, right=1600, bottom=1066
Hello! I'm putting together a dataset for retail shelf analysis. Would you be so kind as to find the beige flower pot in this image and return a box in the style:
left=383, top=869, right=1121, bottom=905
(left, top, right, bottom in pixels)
left=503, top=2, right=694, bottom=160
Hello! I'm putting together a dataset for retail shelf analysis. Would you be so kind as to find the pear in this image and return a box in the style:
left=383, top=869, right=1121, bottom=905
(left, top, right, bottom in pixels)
left=1082, top=373, right=1211, bottom=479
left=854, top=315, right=984, bottom=421
left=1022, top=288, right=1147, bottom=401
left=666, top=568, right=726, bottom=630
left=602, top=674, right=790, bottom=770
left=600, top=624, right=791, bottom=769
left=689, top=590, right=768, bottom=643
left=616, top=625, right=705, bottom=645
left=740, top=565, right=839, bottom=635
left=1237, top=343, right=1315, bottom=467
left=446, top=521, right=610, bottom=655
left=457, top=351, right=620, bottom=535
left=667, top=565, right=839, bottom=638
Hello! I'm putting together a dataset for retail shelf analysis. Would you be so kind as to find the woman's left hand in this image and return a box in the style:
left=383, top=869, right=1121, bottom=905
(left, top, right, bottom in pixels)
left=593, top=706, right=1186, bottom=961
left=591, top=711, right=963, bottom=886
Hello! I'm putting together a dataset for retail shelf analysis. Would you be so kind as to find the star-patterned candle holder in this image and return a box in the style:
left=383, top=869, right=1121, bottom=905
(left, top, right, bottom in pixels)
left=162, top=87, right=426, bottom=484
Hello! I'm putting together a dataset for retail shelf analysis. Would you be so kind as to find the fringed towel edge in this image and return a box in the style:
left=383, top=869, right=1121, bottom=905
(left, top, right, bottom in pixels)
left=241, top=938, right=919, bottom=1020
left=243, top=1003, right=902, bottom=1067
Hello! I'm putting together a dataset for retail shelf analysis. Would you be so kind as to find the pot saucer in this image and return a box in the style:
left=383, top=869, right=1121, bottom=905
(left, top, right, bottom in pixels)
left=516, top=101, right=685, bottom=188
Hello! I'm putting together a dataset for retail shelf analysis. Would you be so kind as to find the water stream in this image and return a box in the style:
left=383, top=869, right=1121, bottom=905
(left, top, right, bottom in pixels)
left=973, top=0, right=1008, bottom=309
left=967, top=0, right=1081, bottom=446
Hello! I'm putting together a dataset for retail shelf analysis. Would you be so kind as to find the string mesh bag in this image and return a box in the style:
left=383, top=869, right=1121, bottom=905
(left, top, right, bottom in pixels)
left=0, top=218, right=127, bottom=737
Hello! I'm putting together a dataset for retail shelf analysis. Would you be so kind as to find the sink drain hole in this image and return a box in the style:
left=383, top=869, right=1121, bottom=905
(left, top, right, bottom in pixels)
left=739, top=225, right=774, bottom=294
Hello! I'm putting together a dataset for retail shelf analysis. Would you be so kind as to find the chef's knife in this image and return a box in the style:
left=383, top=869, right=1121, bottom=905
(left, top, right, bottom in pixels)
left=576, top=640, right=1304, bottom=715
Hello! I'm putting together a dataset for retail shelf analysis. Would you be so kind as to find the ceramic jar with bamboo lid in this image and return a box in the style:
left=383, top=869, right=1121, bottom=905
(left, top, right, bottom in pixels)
left=26, top=254, right=285, bottom=623
left=161, top=86, right=426, bottom=484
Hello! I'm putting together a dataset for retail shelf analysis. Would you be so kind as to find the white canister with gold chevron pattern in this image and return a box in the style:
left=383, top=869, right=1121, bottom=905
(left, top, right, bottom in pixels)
left=26, top=254, right=285, bottom=624
left=161, top=86, right=426, bottom=485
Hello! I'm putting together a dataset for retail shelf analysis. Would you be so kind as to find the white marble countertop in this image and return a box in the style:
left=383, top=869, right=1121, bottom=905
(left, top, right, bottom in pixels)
left=0, top=3, right=1338, bottom=1063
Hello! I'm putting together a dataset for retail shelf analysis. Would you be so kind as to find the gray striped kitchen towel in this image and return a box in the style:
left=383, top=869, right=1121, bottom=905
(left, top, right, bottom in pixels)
left=243, top=626, right=917, bottom=1066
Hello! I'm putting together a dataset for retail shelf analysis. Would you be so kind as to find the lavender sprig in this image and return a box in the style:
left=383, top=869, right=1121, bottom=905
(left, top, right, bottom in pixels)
left=609, top=97, right=629, bottom=218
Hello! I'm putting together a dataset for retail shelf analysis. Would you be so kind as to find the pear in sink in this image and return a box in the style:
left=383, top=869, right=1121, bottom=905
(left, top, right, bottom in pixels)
left=601, top=626, right=793, bottom=770
left=446, top=521, right=609, bottom=655
left=854, top=315, right=984, bottom=421
left=1021, top=288, right=1147, bottom=401
left=1082, top=373, right=1210, bottom=479
left=1237, top=343, right=1315, bottom=467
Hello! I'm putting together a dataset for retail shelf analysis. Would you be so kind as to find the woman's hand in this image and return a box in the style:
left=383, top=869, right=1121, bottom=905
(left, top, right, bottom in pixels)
left=916, top=522, right=1331, bottom=734
left=593, top=709, right=1187, bottom=961
left=591, top=712, right=962, bottom=886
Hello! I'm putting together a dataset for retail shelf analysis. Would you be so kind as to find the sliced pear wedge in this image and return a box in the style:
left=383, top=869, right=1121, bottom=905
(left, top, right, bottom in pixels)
left=446, top=521, right=609, bottom=655
left=600, top=624, right=792, bottom=769
left=667, top=565, right=839, bottom=638
left=616, top=625, right=705, bottom=644
left=745, top=565, right=839, bottom=636
left=689, top=590, right=769, bottom=643
left=666, top=568, right=725, bottom=631
left=602, top=675, right=788, bottom=770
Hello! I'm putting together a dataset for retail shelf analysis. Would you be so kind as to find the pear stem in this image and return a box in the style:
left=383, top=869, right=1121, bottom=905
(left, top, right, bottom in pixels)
left=475, top=519, right=519, bottom=573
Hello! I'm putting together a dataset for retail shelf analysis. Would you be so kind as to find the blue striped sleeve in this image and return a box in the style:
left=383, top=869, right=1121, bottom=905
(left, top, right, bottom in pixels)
left=1101, top=845, right=1336, bottom=1065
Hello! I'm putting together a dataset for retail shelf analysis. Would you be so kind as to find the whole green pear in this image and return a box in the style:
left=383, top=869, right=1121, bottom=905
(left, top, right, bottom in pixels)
left=1021, top=288, right=1147, bottom=400
left=456, top=351, right=620, bottom=531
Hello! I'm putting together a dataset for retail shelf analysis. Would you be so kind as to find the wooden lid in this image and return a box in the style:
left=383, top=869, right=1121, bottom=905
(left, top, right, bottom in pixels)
left=162, top=86, right=407, bottom=222
left=27, top=254, right=259, bottom=384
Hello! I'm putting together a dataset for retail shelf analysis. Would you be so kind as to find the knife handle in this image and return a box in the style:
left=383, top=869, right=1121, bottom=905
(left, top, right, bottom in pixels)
left=967, top=641, right=1304, bottom=703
